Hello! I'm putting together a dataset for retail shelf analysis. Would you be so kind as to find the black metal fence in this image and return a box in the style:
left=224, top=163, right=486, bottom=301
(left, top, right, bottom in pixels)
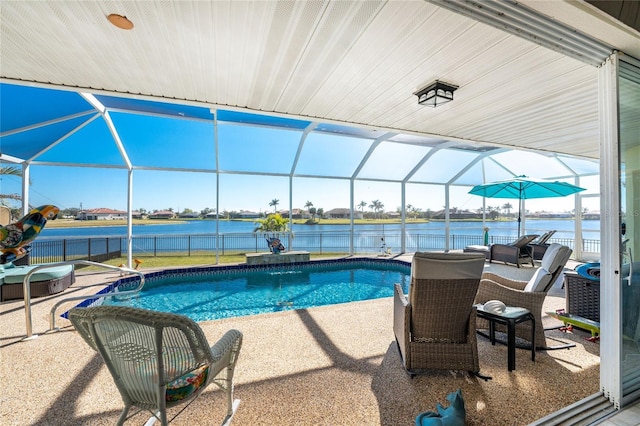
left=26, top=231, right=601, bottom=264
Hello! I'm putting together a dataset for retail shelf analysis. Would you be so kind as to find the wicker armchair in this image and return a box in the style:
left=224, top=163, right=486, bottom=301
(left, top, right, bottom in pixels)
left=489, top=234, right=539, bottom=268
left=68, top=306, right=243, bottom=426
left=475, top=244, right=572, bottom=349
left=393, top=252, right=487, bottom=377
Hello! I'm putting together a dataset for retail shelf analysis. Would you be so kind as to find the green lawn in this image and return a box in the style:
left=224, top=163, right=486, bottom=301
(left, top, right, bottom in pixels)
left=89, top=252, right=348, bottom=270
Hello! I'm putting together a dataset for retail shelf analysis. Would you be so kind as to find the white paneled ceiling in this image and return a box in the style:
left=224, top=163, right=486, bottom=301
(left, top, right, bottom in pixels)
left=1, top=1, right=639, bottom=161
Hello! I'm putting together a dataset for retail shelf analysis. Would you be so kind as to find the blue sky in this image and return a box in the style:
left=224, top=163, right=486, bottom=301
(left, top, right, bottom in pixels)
left=0, top=87, right=601, bottom=215
left=0, top=161, right=600, bottom=215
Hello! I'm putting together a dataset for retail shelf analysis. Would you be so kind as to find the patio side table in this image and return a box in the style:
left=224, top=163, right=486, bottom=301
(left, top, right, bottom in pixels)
left=475, top=304, right=535, bottom=371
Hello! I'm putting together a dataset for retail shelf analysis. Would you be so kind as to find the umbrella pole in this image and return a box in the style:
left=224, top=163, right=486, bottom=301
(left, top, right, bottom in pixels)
left=521, top=198, right=526, bottom=235
left=518, top=187, right=523, bottom=236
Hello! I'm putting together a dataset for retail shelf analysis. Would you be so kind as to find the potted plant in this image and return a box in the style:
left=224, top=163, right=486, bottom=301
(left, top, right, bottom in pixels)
left=253, top=213, right=291, bottom=254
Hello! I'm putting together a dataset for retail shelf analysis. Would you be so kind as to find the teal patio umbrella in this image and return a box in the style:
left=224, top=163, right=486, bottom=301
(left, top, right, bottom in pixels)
left=468, top=176, right=586, bottom=236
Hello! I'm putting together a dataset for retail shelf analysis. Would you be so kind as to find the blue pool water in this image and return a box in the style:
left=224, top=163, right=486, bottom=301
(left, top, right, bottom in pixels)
left=101, top=260, right=411, bottom=322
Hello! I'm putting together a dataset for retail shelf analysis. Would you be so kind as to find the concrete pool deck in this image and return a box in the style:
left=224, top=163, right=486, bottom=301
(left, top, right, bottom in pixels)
left=0, top=254, right=602, bottom=425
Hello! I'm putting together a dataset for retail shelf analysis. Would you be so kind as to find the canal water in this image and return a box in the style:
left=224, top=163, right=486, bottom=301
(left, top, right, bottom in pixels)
left=40, top=219, right=600, bottom=241
left=32, top=219, right=600, bottom=259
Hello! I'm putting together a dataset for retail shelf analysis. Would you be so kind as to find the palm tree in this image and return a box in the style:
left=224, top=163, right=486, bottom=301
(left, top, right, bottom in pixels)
left=358, top=201, right=367, bottom=213
left=405, top=204, right=412, bottom=220
left=269, top=198, right=279, bottom=212
left=487, top=206, right=500, bottom=220
left=407, top=204, right=421, bottom=220
left=304, top=201, right=314, bottom=220
left=369, top=200, right=384, bottom=219
left=502, top=202, right=513, bottom=217
left=1, top=166, right=21, bottom=176
left=0, top=166, right=23, bottom=212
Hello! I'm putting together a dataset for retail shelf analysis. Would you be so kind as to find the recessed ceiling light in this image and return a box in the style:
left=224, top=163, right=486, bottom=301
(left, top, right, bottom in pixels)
left=107, top=14, right=134, bottom=30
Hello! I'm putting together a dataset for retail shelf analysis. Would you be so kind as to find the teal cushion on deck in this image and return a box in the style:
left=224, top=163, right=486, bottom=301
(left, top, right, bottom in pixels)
left=1, top=264, right=73, bottom=284
left=0, top=262, right=16, bottom=272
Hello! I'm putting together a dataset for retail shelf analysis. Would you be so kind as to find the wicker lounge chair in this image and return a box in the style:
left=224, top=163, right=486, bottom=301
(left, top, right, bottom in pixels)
left=393, top=252, right=488, bottom=378
left=68, top=306, right=243, bottom=426
left=475, top=243, right=572, bottom=349
left=489, top=234, right=539, bottom=268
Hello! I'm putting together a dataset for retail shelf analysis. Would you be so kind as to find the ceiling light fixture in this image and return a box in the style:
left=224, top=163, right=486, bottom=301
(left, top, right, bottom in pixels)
left=107, top=14, right=134, bottom=30
left=414, top=81, right=458, bottom=107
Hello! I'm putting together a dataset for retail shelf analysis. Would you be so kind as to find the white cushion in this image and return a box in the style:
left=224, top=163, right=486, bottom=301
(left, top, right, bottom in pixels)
left=524, top=267, right=552, bottom=292
left=541, top=243, right=563, bottom=271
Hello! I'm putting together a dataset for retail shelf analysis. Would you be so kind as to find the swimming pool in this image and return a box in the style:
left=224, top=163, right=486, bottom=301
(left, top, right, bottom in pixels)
left=84, top=258, right=411, bottom=322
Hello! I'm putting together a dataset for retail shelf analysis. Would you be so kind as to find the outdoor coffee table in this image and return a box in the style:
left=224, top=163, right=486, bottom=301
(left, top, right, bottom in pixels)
left=475, top=304, right=535, bottom=371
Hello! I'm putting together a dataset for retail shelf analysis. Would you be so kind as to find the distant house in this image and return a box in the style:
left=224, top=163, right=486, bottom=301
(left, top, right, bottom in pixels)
left=178, top=212, right=200, bottom=219
left=324, top=208, right=364, bottom=219
left=326, top=208, right=351, bottom=219
left=76, top=208, right=127, bottom=220
left=238, top=210, right=260, bottom=219
left=431, top=209, right=482, bottom=220
left=291, top=209, right=305, bottom=219
left=132, top=210, right=145, bottom=219
left=533, top=211, right=574, bottom=219
left=273, top=209, right=305, bottom=219
left=149, top=210, right=175, bottom=219
left=582, top=211, right=600, bottom=220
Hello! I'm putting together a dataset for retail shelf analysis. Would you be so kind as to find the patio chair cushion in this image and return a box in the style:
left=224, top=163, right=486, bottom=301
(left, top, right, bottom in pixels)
left=524, top=267, right=552, bottom=292
left=1, top=264, right=74, bottom=283
left=523, top=244, right=563, bottom=292
left=166, top=364, right=210, bottom=402
left=541, top=243, right=563, bottom=271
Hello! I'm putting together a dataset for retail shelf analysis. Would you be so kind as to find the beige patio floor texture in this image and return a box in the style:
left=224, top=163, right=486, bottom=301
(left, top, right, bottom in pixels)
left=0, top=257, right=600, bottom=425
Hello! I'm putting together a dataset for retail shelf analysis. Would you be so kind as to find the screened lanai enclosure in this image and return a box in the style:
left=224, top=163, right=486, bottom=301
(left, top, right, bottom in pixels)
left=0, top=82, right=600, bottom=263
left=4, top=0, right=626, bottom=265
left=3, top=0, right=640, bottom=420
